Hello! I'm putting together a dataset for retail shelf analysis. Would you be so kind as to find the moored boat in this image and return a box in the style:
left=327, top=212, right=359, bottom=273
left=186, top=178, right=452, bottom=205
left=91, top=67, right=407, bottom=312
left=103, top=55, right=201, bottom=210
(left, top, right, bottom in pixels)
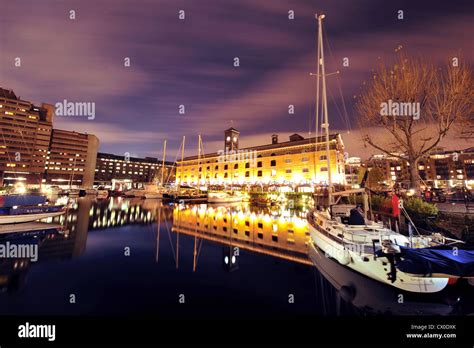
left=208, top=191, right=244, bottom=204
left=0, top=195, right=65, bottom=225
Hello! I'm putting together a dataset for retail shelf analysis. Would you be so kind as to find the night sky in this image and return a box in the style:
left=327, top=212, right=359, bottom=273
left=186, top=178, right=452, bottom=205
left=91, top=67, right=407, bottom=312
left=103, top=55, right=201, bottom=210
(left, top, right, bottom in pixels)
left=1, top=0, right=473, bottom=160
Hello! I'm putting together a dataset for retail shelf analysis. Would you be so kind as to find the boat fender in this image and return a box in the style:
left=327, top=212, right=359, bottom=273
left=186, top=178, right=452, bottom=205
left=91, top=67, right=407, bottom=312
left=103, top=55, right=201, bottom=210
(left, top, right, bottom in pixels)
left=339, top=285, right=356, bottom=303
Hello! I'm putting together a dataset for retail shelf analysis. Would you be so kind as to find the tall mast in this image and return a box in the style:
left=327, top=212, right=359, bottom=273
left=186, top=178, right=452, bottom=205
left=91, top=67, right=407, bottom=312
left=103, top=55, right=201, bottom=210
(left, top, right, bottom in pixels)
left=180, top=136, right=185, bottom=185
left=317, top=14, right=333, bottom=203
left=198, top=135, right=202, bottom=189
left=313, top=15, right=321, bottom=185
left=161, top=139, right=167, bottom=186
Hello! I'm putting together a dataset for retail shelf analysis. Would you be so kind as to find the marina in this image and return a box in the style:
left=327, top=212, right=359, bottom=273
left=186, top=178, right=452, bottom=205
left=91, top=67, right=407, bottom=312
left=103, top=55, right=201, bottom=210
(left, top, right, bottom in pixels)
left=0, top=196, right=472, bottom=317
left=0, top=0, right=473, bottom=345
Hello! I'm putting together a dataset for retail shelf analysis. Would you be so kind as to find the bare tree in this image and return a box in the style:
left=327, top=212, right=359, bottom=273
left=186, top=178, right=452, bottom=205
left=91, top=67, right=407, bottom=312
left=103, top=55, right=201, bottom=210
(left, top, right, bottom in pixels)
left=356, top=52, right=474, bottom=193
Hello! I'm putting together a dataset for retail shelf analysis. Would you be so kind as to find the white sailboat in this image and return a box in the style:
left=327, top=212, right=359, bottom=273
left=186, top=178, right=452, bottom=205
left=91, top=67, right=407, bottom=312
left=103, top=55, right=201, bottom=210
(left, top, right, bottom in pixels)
left=208, top=191, right=245, bottom=204
left=307, top=14, right=452, bottom=294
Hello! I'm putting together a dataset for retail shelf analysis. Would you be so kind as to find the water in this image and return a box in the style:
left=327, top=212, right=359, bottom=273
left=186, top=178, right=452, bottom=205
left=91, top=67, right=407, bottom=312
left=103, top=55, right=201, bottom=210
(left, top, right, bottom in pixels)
left=0, top=197, right=472, bottom=317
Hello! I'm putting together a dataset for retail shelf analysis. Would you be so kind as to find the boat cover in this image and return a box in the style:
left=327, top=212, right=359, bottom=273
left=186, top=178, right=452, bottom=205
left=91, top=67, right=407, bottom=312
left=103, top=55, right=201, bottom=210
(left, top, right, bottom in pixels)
left=0, top=195, right=47, bottom=208
left=395, top=246, right=474, bottom=277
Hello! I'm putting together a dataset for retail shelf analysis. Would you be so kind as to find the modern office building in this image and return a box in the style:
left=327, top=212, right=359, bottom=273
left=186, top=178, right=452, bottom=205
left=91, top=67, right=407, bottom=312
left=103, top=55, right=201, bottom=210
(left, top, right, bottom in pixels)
left=94, top=152, right=175, bottom=189
left=0, top=87, right=99, bottom=187
left=176, top=128, right=346, bottom=186
left=345, top=157, right=362, bottom=188
left=45, top=129, right=99, bottom=187
left=361, top=148, right=474, bottom=189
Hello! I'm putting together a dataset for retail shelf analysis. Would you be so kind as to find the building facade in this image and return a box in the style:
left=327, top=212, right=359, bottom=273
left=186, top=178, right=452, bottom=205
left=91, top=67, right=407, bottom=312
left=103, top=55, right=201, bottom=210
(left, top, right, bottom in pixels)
left=45, top=129, right=99, bottom=187
left=176, top=128, right=346, bottom=186
left=361, top=148, right=474, bottom=189
left=94, top=152, right=175, bottom=188
left=0, top=87, right=99, bottom=187
left=345, top=157, right=362, bottom=188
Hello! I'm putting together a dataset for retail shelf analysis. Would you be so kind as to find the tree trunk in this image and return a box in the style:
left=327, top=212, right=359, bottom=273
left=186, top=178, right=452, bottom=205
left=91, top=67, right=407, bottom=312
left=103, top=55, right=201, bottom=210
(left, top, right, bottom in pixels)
left=408, top=158, right=421, bottom=195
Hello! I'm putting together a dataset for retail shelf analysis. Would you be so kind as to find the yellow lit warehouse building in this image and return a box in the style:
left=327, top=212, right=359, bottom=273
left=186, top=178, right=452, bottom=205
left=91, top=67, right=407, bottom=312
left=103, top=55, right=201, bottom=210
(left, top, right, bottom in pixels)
left=176, top=128, right=346, bottom=186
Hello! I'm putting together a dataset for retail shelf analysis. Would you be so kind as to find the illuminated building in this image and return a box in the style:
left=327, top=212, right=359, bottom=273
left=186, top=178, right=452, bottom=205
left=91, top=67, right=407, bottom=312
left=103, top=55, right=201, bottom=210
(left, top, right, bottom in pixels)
left=176, top=128, right=346, bottom=186
left=45, top=129, right=99, bottom=188
left=0, top=87, right=99, bottom=187
left=94, top=152, right=175, bottom=188
left=345, top=157, right=362, bottom=188
left=362, top=148, right=474, bottom=189
left=0, top=88, right=53, bottom=185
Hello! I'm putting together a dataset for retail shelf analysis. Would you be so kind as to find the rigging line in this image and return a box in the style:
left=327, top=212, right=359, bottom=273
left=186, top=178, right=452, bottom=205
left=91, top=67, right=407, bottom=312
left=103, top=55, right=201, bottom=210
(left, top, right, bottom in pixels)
left=323, top=27, right=352, bottom=132
left=164, top=139, right=183, bottom=185
left=164, top=211, right=177, bottom=262
left=327, top=83, right=346, bottom=130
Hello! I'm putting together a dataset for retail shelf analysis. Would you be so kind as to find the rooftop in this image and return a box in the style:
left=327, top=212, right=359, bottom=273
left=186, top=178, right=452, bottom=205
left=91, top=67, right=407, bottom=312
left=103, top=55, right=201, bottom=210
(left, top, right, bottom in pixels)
left=181, top=133, right=341, bottom=161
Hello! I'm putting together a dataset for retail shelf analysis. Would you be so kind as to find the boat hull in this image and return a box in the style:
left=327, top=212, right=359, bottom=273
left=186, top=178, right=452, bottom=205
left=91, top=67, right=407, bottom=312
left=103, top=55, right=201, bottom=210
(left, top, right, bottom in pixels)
left=308, top=216, right=449, bottom=293
left=208, top=193, right=243, bottom=204
left=0, top=210, right=65, bottom=225
left=144, top=192, right=163, bottom=199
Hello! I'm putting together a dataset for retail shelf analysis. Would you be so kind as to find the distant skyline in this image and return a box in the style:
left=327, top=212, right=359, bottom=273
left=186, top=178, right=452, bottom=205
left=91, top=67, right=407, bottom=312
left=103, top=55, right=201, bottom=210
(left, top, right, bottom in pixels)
left=1, top=0, right=472, bottom=160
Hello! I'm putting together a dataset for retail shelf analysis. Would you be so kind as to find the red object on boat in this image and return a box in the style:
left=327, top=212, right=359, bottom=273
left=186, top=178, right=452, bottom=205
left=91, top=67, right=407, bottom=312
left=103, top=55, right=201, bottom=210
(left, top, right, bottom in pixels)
left=391, top=195, right=400, bottom=218
left=447, top=277, right=458, bottom=285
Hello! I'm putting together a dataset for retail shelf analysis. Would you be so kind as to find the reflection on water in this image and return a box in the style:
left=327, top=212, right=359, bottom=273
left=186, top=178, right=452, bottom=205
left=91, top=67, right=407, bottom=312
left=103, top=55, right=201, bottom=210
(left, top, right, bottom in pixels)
left=172, top=203, right=311, bottom=266
left=0, top=197, right=471, bottom=316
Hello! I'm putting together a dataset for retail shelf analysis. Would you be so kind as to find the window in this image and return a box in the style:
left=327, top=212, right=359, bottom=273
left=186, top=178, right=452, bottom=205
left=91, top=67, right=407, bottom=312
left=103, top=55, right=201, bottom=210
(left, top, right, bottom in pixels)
left=224, top=173, right=228, bottom=178
left=257, top=170, right=262, bottom=177
left=320, top=167, right=328, bottom=172
left=285, top=169, right=292, bottom=174
left=245, top=221, right=250, bottom=227
left=285, top=159, right=291, bottom=163
left=257, top=161, right=262, bottom=168
left=270, top=160, right=276, bottom=167
left=233, top=229, right=238, bottom=234
left=302, top=157, right=309, bottom=162
left=272, top=235, right=278, bottom=242
left=245, top=162, right=250, bottom=168
left=206, top=166, right=210, bottom=170
left=302, top=168, right=309, bottom=173
left=215, top=165, right=219, bottom=170
left=224, top=164, right=228, bottom=170
left=245, top=171, right=250, bottom=177
left=320, top=155, right=327, bottom=161
left=234, top=163, right=238, bottom=169
left=245, top=231, right=250, bottom=237
left=258, top=223, right=263, bottom=229
left=271, top=169, right=276, bottom=177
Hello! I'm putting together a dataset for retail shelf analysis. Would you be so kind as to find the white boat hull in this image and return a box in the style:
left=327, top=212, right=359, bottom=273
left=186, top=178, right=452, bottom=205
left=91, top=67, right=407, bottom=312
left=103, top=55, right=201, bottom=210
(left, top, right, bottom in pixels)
left=208, top=192, right=243, bottom=204
left=0, top=211, right=65, bottom=225
left=144, top=192, right=162, bottom=199
left=308, top=212, right=449, bottom=293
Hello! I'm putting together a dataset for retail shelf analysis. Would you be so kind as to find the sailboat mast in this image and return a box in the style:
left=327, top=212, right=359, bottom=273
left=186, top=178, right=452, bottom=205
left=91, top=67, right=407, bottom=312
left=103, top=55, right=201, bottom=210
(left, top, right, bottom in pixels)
left=180, top=136, right=185, bottom=185
left=317, top=14, right=333, bottom=201
left=314, top=16, right=321, bottom=185
left=161, top=140, right=167, bottom=186
left=198, top=135, right=202, bottom=189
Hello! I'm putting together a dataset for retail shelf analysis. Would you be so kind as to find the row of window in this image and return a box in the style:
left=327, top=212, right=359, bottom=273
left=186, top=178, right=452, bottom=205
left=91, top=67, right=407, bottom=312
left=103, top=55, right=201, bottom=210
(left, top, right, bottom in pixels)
left=184, top=157, right=329, bottom=172
left=182, top=167, right=327, bottom=179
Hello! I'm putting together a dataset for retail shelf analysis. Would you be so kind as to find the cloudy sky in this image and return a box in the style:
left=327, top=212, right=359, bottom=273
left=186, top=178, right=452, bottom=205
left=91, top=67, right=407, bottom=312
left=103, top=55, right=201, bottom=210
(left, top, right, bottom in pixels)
left=1, top=0, right=472, bottom=160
